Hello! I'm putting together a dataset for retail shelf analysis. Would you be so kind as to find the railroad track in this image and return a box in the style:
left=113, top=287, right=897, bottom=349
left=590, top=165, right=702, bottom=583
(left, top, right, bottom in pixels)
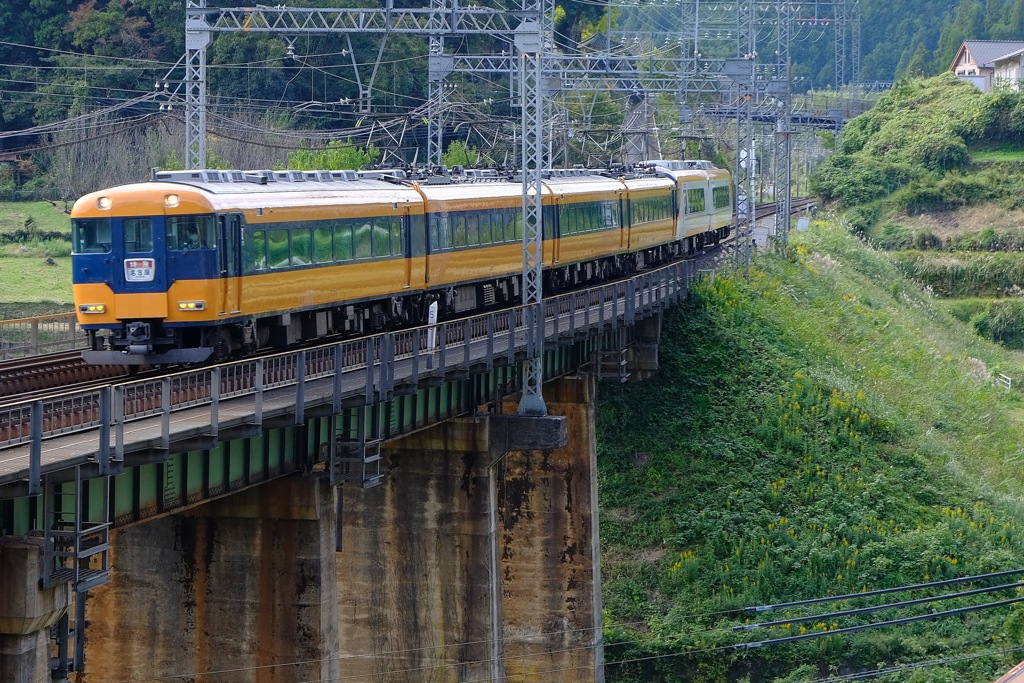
left=0, top=350, right=127, bottom=400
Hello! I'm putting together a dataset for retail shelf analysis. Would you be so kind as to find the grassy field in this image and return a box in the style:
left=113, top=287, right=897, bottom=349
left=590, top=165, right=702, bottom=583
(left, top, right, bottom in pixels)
left=0, top=201, right=75, bottom=317
left=0, top=257, right=74, bottom=307
left=598, top=218, right=1024, bottom=682
left=0, top=200, right=70, bottom=234
left=970, top=147, right=1024, bottom=163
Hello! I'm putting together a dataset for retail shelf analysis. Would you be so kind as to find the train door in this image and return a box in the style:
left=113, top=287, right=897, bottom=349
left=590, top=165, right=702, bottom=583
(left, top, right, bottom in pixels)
left=620, top=194, right=630, bottom=251
left=120, top=216, right=168, bottom=319
left=550, top=197, right=562, bottom=264
left=218, top=213, right=243, bottom=315
left=401, top=208, right=413, bottom=289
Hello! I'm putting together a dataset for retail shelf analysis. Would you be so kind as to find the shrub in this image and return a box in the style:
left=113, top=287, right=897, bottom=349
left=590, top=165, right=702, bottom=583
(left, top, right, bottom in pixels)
left=844, top=204, right=880, bottom=234
left=987, top=298, right=1024, bottom=348
left=875, top=223, right=915, bottom=250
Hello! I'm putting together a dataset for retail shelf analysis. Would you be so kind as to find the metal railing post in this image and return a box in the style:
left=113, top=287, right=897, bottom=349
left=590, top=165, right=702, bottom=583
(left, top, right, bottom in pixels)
left=255, top=358, right=265, bottom=428
left=333, top=345, right=343, bottom=414
left=209, top=367, right=220, bottom=438
left=161, top=379, right=171, bottom=451
left=29, top=401, right=42, bottom=496
left=98, top=388, right=110, bottom=475
left=295, top=351, right=306, bottom=425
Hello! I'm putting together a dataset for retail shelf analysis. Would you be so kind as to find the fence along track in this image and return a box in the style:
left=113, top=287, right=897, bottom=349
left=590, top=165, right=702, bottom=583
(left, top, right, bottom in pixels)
left=0, top=313, right=86, bottom=360
left=0, top=262, right=694, bottom=456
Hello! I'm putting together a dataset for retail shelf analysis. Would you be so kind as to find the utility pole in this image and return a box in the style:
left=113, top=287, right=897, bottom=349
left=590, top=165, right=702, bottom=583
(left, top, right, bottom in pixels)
left=773, top=0, right=792, bottom=247
left=184, top=0, right=210, bottom=171
left=516, top=12, right=547, bottom=417
left=726, top=0, right=757, bottom=268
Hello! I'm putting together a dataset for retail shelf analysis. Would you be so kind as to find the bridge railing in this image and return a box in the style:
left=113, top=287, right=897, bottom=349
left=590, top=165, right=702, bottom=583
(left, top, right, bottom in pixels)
left=1, top=260, right=701, bottom=490
left=0, top=313, right=86, bottom=360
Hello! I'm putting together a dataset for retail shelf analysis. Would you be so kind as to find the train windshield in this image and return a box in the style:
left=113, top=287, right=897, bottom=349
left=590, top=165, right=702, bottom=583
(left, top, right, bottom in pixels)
left=71, top=218, right=112, bottom=254
left=167, top=214, right=216, bottom=251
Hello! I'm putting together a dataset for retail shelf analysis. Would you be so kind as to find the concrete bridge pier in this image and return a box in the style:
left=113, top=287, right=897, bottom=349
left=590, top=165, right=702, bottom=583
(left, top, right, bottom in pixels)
left=79, top=476, right=339, bottom=683
left=0, top=537, right=70, bottom=683
left=337, top=374, right=604, bottom=682
left=628, top=311, right=662, bottom=382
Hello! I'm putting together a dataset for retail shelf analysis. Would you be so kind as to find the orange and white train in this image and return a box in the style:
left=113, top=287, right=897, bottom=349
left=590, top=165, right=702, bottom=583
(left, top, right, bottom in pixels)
left=71, top=161, right=732, bottom=365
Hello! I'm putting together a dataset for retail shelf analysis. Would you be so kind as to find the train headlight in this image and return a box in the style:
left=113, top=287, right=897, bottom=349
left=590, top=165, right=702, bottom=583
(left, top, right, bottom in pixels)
left=79, top=304, right=106, bottom=314
left=97, top=196, right=112, bottom=210
left=165, top=194, right=180, bottom=208
left=177, top=301, right=206, bottom=311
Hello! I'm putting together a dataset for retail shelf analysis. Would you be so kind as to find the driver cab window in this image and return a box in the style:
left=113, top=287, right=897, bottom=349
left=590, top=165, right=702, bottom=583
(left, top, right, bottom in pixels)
left=168, top=215, right=215, bottom=250
left=71, top=218, right=112, bottom=253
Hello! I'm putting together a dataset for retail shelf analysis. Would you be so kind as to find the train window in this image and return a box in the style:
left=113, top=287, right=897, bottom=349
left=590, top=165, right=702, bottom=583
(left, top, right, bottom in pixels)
left=354, top=223, right=372, bottom=259
left=245, top=230, right=267, bottom=272
left=334, top=224, right=353, bottom=262
left=495, top=209, right=512, bottom=241
left=267, top=229, right=289, bottom=268
left=713, top=186, right=731, bottom=210
left=372, top=220, right=391, bottom=257
left=168, top=214, right=215, bottom=250
left=687, top=188, right=706, bottom=214
left=429, top=214, right=450, bottom=252
left=123, top=218, right=153, bottom=252
left=387, top=219, right=403, bottom=255
left=450, top=216, right=467, bottom=248
left=291, top=227, right=311, bottom=266
left=313, top=226, right=332, bottom=263
left=601, top=201, right=619, bottom=229
left=478, top=213, right=493, bottom=245
left=560, top=205, right=574, bottom=235
left=464, top=213, right=480, bottom=246
left=71, top=218, right=112, bottom=254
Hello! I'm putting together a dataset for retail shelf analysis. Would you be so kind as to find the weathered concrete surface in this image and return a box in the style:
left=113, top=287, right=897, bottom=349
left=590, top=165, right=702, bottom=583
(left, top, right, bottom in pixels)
left=336, top=425, right=494, bottom=681
left=80, top=476, right=339, bottom=683
left=496, top=375, right=604, bottom=683
left=627, top=312, right=662, bottom=382
left=337, top=375, right=603, bottom=682
left=0, top=537, right=70, bottom=683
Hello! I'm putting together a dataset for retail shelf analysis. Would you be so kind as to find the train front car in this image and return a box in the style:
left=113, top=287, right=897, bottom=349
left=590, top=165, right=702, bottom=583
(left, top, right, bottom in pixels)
left=73, top=168, right=427, bottom=366
left=72, top=176, right=229, bottom=365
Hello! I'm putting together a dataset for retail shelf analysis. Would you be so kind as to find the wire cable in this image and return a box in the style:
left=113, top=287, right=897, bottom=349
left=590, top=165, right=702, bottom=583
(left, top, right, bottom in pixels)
left=735, top=580, right=1024, bottom=632
left=746, top=567, right=1024, bottom=613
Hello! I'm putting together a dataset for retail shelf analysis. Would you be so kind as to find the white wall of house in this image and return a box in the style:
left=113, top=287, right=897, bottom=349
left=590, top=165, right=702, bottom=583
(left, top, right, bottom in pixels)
left=994, top=56, right=1023, bottom=90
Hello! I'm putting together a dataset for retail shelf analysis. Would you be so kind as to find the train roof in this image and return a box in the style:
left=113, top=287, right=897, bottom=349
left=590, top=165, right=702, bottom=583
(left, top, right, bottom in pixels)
left=642, top=159, right=717, bottom=171
left=150, top=168, right=411, bottom=194
left=71, top=169, right=422, bottom=219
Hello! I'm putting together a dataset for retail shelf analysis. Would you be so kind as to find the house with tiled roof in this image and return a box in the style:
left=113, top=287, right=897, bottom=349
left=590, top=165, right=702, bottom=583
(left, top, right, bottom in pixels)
left=950, top=40, right=1024, bottom=92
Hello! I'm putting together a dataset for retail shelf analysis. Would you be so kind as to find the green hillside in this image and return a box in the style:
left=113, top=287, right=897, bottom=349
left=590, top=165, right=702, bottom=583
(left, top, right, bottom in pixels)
left=597, top=222, right=1024, bottom=682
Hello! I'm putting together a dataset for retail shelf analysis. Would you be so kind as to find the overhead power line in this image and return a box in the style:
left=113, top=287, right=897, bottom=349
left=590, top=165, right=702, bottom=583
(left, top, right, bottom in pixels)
left=736, top=580, right=1024, bottom=632
left=736, top=595, right=1024, bottom=651
left=745, top=568, right=1024, bottom=613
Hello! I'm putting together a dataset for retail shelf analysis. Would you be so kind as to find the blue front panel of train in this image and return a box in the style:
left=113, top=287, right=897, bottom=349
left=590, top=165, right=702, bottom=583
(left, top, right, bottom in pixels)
left=72, top=216, right=169, bottom=293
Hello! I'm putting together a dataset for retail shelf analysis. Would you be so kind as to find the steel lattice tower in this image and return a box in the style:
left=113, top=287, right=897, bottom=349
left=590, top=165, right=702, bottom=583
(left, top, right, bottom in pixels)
left=773, top=1, right=793, bottom=247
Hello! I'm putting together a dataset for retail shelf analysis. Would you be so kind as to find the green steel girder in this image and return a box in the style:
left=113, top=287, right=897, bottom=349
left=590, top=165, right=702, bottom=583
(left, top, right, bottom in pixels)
left=1, top=333, right=612, bottom=536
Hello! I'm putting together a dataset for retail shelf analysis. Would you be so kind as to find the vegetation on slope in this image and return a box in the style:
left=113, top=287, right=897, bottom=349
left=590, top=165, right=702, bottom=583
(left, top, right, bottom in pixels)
left=597, top=221, right=1024, bottom=682
left=810, top=74, right=1024, bottom=350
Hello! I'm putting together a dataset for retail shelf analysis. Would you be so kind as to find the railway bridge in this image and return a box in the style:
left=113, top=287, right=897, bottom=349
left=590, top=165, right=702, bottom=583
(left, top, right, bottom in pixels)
left=0, top=259, right=700, bottom=683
